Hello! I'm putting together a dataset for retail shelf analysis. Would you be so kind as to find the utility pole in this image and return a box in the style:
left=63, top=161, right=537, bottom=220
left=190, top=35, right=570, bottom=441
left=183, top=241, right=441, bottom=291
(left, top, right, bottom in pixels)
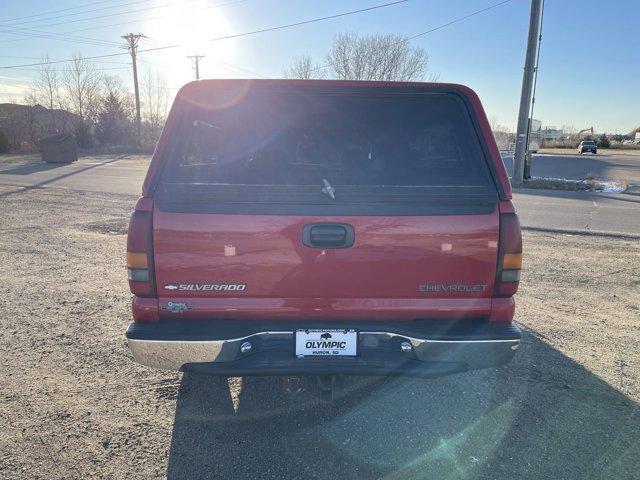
left=512, top=0, right=543, bottom=186
left=187, top=54, right=205, bottom=80
left=122, top=33, right=144, bottom=147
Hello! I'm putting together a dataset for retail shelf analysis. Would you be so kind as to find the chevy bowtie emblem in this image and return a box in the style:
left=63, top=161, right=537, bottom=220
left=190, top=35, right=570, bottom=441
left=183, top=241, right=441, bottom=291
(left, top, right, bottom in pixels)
left=163, top=283, right=247, bottom=291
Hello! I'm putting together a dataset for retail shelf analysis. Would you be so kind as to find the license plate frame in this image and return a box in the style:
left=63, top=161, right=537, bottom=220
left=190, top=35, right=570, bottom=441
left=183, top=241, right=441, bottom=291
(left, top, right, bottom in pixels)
left=295, top=329, right=358, bottom=357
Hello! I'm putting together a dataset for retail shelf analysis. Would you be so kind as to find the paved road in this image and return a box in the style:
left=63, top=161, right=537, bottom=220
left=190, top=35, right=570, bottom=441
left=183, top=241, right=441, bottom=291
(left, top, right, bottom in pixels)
left=0, top=154, right=146, bottom=196
left=2, top=154, right=639, bottom=235
left=501, top=152, right=640, bottom=183
left=512, top=188, right=640, bottom=234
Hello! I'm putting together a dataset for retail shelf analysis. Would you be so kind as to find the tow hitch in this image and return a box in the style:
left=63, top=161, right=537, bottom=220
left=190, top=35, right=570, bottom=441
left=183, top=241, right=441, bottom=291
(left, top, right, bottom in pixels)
left=281, top=375, right=338, bottom=402
left=281, top=376, right=306, bottom=394
left=317, top=375, right=336, bottom=402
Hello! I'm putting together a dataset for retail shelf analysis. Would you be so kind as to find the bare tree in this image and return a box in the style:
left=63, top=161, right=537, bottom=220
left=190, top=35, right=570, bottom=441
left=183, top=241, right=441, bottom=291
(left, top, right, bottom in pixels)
left=23, top=88, right=38, bottom=108
left=33, top=55, right=62, bottom=111
left=25, top=54, right=69, bottom=132
left=63, top=53, right=102, bottom=125
left=326, top=32, right=431, bottom=81
left=283, top=55, right=326, bottom=79
left=140, top=68, right=169, bottom=145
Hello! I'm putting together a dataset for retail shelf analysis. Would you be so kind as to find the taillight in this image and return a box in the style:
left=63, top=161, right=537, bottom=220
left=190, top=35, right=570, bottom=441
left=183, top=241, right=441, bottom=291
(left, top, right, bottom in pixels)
left=494, top=213, right=522, bottom=297
left=126, top=208, right=156, bottom=296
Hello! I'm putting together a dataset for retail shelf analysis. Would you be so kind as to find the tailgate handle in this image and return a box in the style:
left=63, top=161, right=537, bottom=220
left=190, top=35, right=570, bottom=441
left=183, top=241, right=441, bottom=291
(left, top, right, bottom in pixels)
left=302, top=223, right=355, bottom=249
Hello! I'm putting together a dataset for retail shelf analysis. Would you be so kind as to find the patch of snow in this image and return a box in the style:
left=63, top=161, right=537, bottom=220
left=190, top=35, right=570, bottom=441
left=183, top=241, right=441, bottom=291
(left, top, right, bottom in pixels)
left=530, top=175, right=582, bottom=183
left=599, top=182, right=625, bottom=193
left=529, top=176, right=625, bottom=193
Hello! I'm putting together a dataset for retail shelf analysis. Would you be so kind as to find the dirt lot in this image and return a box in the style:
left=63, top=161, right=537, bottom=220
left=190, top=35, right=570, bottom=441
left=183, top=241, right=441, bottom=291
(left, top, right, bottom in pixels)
left=0, top=185, right=638, bottom=480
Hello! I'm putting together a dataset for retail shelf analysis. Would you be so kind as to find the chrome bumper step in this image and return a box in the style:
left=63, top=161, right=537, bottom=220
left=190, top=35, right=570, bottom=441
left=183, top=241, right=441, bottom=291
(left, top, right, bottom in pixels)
left=127, top=326, right=520, bottom=372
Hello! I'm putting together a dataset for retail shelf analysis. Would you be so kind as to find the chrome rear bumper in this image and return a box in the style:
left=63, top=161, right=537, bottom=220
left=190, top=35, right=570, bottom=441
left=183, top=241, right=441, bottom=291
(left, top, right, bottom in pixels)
left=126, top=321, right=520, bottom=376
left=128, top=331, right=292, bottom=371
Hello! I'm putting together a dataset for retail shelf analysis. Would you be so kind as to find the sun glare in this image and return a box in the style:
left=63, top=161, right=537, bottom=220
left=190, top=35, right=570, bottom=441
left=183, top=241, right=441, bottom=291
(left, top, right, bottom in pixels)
left=143, top=0, right=237, bottom=87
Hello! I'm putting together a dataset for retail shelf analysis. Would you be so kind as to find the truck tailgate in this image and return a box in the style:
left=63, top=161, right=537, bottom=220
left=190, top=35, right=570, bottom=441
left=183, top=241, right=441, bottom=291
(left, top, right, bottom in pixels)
left=153, top=209, right=498, bottom=320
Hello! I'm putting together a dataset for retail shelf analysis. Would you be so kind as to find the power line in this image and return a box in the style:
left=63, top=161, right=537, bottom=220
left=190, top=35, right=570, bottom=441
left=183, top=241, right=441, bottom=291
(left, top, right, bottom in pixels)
left=407, top=0, right=515, bottom=40
left=5, top=0, right=209, bottom=31
left=0, top=56, right=130, bottom=67
left=136, top=57, right=174, bottom=71
left=0, top=0, right=145, bottom=49
left=0, top=51, right=131, bottom=70
left=311, top=0, right=516, bottom=73
left=216, top=59, right=267, bottom=78
left=0, top=0, right=127, bottom=25
left=138, top=0, right=410, bottom=53
left=0, top=0, right=409, bottom=70
left=6, top=0, right=401, bottom=37
left=0, top=0, right=245, bottom=50
left=0, top=26, right=121, bottom=48
left=1, top=0, right=154, bottom=27
left=63, top=0, right=245, bottom=35
left=138, top=54, right=266, bottom=79
left=10, top=65, right=130, bottom=72
left=0, top=55, right=42, bottom=60
left=207, top=0, right=408, bottom=42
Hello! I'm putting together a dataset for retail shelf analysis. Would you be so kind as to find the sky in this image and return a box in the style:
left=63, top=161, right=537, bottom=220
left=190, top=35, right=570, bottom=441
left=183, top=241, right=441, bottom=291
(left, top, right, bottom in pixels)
left=0, top=0, right=638, bottom=133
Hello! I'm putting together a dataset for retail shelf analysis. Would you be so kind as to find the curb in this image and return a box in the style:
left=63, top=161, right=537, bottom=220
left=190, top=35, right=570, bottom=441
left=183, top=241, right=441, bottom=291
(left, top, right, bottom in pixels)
left=522, top=225, right=640, bottom=240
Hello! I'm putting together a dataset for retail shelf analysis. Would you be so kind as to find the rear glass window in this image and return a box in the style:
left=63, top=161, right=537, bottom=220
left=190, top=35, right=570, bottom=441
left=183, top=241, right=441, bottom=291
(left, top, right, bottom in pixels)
left=158, top=90, right=495, bottom=204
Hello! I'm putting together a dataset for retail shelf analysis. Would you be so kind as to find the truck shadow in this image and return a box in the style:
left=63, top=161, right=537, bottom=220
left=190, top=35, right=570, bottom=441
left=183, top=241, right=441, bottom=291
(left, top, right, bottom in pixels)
left=167, top=329, right=638, bottom=480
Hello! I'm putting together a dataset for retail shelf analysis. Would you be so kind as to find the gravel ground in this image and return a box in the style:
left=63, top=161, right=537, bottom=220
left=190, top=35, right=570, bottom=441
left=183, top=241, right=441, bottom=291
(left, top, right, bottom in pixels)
left=0, top=185, right=638, bottom=480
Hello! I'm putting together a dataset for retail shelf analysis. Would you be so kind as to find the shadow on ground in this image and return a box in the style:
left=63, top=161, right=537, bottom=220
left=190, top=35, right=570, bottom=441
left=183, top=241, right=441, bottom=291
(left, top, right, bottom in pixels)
left=0, top=160, right=68, bottom=175
left=167, top=330, right=638, bottom=480
left=0, top=157, right=123, bottom=198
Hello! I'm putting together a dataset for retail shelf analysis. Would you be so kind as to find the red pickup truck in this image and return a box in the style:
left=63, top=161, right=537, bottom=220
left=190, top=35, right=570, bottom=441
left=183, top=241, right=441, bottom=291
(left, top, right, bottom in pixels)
left=125, top=79, right=522, bottom=380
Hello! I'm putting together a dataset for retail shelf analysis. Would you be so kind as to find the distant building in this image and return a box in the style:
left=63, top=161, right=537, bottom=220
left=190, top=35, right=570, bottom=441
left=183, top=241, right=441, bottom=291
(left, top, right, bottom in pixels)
left=541, top=127, right=565, bottom=141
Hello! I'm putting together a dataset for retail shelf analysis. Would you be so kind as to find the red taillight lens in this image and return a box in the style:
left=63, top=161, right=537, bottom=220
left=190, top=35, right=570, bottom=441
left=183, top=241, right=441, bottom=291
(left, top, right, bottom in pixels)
left=126, top=210, right=156, bottom=296
left=494, top=213, right=522, bottom=297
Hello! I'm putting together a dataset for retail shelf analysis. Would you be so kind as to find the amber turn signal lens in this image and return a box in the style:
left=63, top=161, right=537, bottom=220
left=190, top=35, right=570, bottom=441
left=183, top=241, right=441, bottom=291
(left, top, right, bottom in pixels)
left=502, top=252, right=522, bottom=270
left=126, top=251, right=148, bottom=269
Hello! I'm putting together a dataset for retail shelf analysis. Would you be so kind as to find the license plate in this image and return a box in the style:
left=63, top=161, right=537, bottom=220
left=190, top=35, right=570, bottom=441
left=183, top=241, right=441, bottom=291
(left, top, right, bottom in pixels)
left=295, top=329, right=357, bottom=357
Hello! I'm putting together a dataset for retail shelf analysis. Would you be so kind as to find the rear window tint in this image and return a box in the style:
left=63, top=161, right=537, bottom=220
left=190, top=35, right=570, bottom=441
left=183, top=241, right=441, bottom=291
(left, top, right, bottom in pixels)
left=158, top=90, right=495, bottom=204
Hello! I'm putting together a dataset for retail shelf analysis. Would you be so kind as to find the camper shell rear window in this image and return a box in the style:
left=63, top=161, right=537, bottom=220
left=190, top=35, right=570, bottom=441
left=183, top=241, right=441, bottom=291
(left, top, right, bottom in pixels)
left=155, top=86, right=499, bottom=213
